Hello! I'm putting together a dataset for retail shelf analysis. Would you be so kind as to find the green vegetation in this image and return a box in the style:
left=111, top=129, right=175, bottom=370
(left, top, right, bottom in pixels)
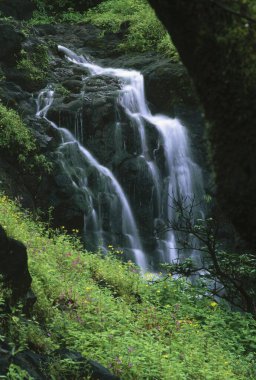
left=6, top=364, right=33, bottom=380
left=17, top=44, right=49, bottom=82
left=0, top=103, right=51, bottom=174
left=0, top=195, right=255, bottom=379
left=28, top=0, right=178, bottom=60
left=84, top=0, right=178, bottom=58
left=162, top=197, right=256, bottom=314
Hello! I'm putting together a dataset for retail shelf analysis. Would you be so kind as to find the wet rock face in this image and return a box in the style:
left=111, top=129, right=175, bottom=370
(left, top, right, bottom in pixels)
left=48, top=75, right=120, bottom=164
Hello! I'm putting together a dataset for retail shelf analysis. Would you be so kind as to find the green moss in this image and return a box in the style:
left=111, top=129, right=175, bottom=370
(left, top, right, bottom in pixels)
left=17, top=44, right=49, bottom=82
left=28, top=0, right=179, bottom=59
left=84, top=0, right=179, bottom=59
left=0, top=195, right=255, bottom=379
left=0, top=103, right=35, bottom=153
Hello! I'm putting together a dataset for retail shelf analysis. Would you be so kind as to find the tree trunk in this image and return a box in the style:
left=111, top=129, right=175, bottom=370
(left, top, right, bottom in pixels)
left=148, top=0, right=256, bottom=247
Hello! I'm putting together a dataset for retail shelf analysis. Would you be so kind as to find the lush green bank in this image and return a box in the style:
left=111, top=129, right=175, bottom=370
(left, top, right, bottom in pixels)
left=29, top=0, right=178, bottom=60
left=0, top=195, right=255, bottom=379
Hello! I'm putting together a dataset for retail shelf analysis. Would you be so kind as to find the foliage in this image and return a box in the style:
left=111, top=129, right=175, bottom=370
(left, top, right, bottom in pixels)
left=161, top=196, right=256, bottom=314
left=17, top=44, right=49, bottom=82
left=0, top=195, right=255, bottom=379
left=0, top=103, right=52, bottom=174
left=84, top=0, right=179, bottom=59
left=28, top=0, right=179, bottom=59
left=6, top=364, right=33, bottom=380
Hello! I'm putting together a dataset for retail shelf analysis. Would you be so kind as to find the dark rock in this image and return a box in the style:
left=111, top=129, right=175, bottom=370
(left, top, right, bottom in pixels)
left=0, top=158, right=35, bottom=209
left=0, top=81, right=27, bottom=103
left=143, top=60, right=199, bottom=115
left=4, top=67, right=47, bottom=92
left=0, top=342, right=11, bottom=376
left=0, top=22, right=24, bottom=66
left=62, top=79, right=83, bottom=93
left=0, top=0, right=36, bottom=20
left=0, top=346, right=120, bottom=380
left=22, top=289, right=37, bottom=315
left=29, top=118, right=55, bottom=149
left=86, top=359, right=120, bottom=380
left=35, top=24, right=57, bottom=37
left=13, top=351, right=46, bottom=380
left=0, top=226, right=32, bottom=304
left=0, top=344, right=45, bottom=379
left=53, top=349, right=120, bottom=380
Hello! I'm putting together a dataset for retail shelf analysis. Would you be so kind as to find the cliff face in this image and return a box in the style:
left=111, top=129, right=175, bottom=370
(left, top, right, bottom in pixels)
left=0, top=15, right=207, bottom=261
left=148, top=0, right=256, bottom=247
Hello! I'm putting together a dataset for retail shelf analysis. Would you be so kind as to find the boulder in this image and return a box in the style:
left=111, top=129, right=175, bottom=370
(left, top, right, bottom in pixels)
left=0, top=226, right=33, bottom=304
left=53, top=349, right=120, bottom=380
left=0, top=22, right=24, bottom=66
left=143, top=60, right=199, bottom=115
left=0, top=345, right=120, bottom=380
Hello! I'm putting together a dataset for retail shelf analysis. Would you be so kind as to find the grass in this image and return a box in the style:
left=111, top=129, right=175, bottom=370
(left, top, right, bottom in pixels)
left=0, top=194, right=255, bottom=379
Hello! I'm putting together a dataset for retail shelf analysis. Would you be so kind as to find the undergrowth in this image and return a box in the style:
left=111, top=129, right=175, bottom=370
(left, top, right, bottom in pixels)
left=83, top=0, right=178, bottom=59
left=17, top=44, right=49, bottom=82
left=0, top=104, right=51, bottom=174
left=0, top=195, right=255, bottom=379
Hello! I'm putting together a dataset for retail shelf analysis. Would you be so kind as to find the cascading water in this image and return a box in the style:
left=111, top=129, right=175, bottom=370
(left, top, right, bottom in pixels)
left=36, top=86, right=147, bottom=270
left=36, top=46, right=204, bottom=269
left=57, top=45, right=205, bottom=266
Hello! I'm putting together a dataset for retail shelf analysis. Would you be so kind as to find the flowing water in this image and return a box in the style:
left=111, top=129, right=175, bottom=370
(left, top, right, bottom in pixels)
left=36, top=86, right=147, bottom=269
left=36, top=45, right=205, bottom=270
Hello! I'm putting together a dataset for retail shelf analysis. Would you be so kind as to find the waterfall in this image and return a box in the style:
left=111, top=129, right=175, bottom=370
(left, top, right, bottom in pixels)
left=36, top=86, right=148, bottom=270
left=57, top=45, right=205, bottom=265
left=36, top=45, right=205, bottom=269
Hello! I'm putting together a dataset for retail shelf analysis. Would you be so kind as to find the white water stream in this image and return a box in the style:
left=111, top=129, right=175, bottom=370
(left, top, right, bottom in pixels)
left=36, top=45, right=205, bottom=270
left=36, top=87, right=147, bottom=269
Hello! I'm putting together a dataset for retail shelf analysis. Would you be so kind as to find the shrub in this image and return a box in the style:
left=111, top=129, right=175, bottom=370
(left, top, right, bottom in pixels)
left=0, top=103, right=52, bottom=174
left=29, top=0, right=179, bottom=59
left=0, top=195, right=255, bottom=379
left=83, top=0, right=179, bottom=59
